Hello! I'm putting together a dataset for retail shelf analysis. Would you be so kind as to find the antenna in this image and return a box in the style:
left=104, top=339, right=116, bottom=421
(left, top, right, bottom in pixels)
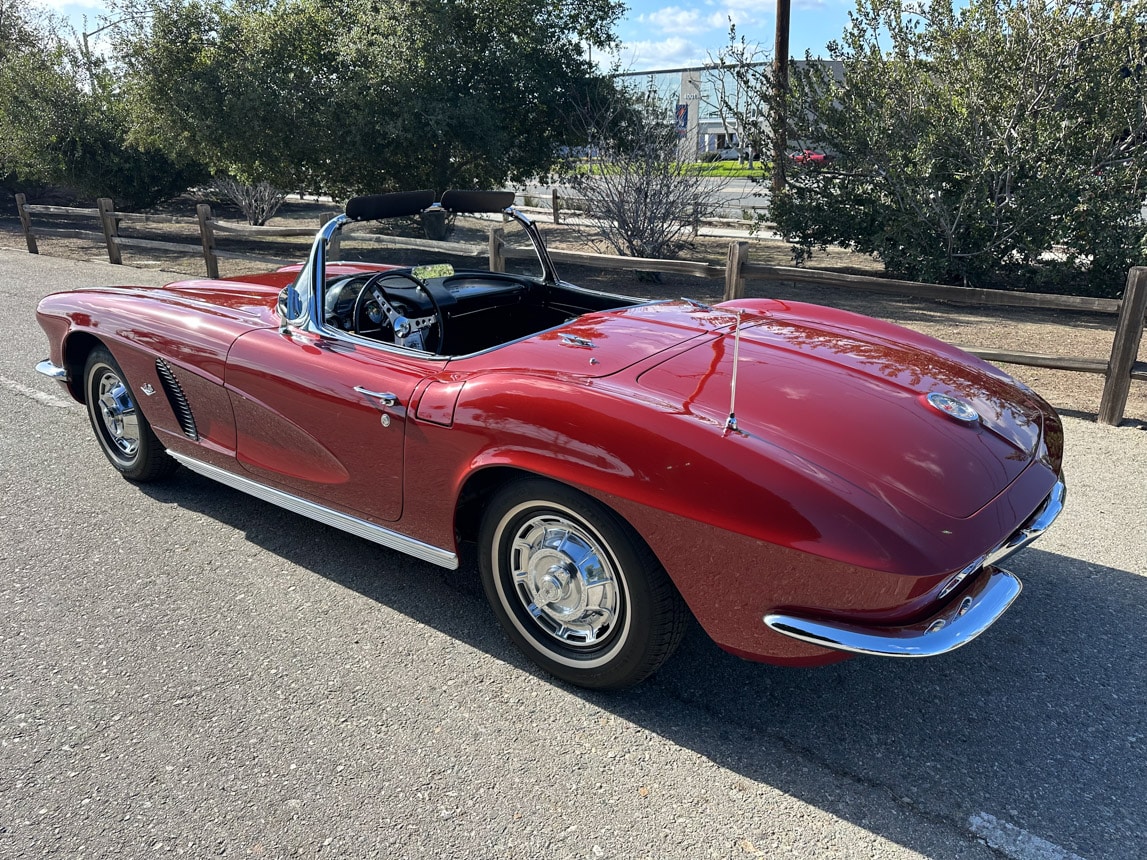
left=724, top=309, right=743, bottom=435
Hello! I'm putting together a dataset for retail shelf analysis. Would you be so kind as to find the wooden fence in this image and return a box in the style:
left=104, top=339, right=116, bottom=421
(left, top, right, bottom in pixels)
left=14, top=193, right=1146, bottom=426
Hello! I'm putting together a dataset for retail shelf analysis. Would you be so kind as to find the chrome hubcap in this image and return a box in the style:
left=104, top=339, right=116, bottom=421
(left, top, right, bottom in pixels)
left=95, top=370, right=140, bottom=457
left=508, top=514, right=621, bottom=647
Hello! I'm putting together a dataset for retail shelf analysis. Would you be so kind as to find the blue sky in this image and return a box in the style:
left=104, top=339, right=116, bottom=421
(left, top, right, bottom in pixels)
left=610, top=0, right=853, bottom=70
left=47, top=0, right=855, bottom=72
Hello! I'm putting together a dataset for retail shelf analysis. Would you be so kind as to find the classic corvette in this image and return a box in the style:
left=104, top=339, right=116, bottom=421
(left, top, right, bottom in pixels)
left=35, top=189, right=1065, bottom=689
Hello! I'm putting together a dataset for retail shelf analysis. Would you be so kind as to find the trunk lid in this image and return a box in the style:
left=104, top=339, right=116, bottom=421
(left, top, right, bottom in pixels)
left=637, top=307, right=1044, bottom=519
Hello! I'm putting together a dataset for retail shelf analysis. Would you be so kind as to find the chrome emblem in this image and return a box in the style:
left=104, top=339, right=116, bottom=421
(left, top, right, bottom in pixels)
left=139, top=383, right=156, bottom=396
left=926, top=392, right=979, bottom=423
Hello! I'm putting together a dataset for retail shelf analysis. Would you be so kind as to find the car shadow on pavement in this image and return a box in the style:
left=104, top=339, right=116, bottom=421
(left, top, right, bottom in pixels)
left=628, top=545, right=1146, bottom=860
left=142, top=472, right=1145, bottom=860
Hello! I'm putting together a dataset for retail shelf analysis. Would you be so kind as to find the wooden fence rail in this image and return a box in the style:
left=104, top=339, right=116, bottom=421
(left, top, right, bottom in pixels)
left=14, top=193, right=1146, bottom=426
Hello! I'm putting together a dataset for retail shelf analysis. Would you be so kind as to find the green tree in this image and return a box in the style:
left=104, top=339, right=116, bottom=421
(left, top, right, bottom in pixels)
left=0, top=0, right=204, bottom=208
left=734, top=0, right=1147, bottom=295
left=114, top=0, right=338, bottom=192
left=115, top=0, right=624, bottom=196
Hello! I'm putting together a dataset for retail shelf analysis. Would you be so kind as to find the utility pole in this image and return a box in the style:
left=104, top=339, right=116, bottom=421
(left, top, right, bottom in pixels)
left=771, top=0, right=791, bottom=195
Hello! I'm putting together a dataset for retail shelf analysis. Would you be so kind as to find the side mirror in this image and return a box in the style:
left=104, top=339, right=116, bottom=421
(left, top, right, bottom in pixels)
left=277, top=284, right=304, bottom=332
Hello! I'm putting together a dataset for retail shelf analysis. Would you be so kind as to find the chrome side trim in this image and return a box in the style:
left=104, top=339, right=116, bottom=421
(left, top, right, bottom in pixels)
left=36, top=359, right=68, bottom=381
left=764, top=567, right=1023, bottom=658
left=984, top=479, right=1065, bottom=568
left=168, top=451, right=459, bottom=570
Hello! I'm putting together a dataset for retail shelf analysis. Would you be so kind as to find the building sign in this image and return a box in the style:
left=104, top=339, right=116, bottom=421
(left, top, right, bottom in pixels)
left=675, top=104, right=688, bottom=136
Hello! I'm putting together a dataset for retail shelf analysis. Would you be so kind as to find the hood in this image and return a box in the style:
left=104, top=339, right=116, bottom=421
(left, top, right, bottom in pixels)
left=66, top=273, right=291, bottom=328
left=637, top=305, right=1045, bottom=519
left=151, top=272, right=294, bottom=322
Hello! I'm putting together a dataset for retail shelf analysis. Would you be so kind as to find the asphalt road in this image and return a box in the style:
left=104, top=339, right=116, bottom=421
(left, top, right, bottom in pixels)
left=2, top=249, right=1144, bottom=859
left=522, top=178, right=768, bottom=221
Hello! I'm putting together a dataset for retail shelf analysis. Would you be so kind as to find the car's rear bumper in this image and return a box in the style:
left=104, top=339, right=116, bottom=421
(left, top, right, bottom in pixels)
left=984, top=479, right=1065, bottom=568
left=764, top=567, right=1022, bottom=657
left=763, top=479, right=1065, bottom=658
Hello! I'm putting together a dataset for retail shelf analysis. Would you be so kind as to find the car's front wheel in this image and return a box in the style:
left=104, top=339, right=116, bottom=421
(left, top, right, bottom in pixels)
left=479, top=478, right=687, bottom=690
left=83, top=346, right=176, bottom=483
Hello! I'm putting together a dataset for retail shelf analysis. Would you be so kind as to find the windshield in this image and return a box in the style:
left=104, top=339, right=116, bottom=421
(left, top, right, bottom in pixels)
left=333, top=209, right=549, bottom=281
left=283, top=196, right=564, bottom=338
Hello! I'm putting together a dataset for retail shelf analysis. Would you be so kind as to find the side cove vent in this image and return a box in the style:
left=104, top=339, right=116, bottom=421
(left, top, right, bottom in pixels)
left=155, top=358, right=199, bottom=441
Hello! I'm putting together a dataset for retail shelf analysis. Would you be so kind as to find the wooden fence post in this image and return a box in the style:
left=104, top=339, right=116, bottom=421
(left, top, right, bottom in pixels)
left=1098, top=266, right=1147, bottom=426
left=96, top=198, right=122, bottom=265
left=552, top=188, right=561, bottom=225
left=196, top=203, right=219, bottom=279
left=15, top=194, right=38, bottom=254
left=489, top=226, right=506, bottom=273
left=724, top=241, right=748, bottom=301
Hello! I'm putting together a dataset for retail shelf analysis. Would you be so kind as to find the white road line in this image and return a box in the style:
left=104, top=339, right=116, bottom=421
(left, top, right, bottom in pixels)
left=969, top=812, right=1086, bottom=860
left=0, top=375, right=74, bottom=409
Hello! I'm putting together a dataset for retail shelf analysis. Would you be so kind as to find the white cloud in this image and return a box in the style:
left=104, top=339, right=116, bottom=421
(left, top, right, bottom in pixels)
left=640, top=6, right=733, bottom=36
left=707, top=0, right=826, bottom=13
left=636, top=0, right=810, bottom=41
left=705, top=0, right=772, bottom=31
left=711, top=0, right=773, bottom=13
left=615, top=0, right=846, bottom=70
left=31, top=0, right=103, bottom=15
left=607, top=37, right=707, bottom=72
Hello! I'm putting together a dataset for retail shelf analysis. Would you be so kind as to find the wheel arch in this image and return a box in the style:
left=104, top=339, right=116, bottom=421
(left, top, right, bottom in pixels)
left=61, top=330, right=104, bottom=403
left=453, top=464, right=665, bottom=570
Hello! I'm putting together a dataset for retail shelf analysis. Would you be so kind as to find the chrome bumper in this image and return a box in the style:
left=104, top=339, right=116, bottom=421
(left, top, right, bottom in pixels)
left=765, top=567, right=1022, bottom=657
left=984, top=479, right=1065, bottom=568
left=764, top=479, right=1065, bottom=658
left=35, top=359, right=68, bottom=381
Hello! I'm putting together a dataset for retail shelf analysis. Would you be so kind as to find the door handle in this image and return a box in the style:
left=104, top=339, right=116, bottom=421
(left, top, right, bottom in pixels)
left=354, top=387, right=399, bottom=407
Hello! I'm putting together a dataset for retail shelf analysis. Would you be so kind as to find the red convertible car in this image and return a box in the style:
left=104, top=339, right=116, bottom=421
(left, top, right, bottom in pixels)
left=789, top=149, right=836, bottom=166
left=35, top=190, right=1065, bottom=689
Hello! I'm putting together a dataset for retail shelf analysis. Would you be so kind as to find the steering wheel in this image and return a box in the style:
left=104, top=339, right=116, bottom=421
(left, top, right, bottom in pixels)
left=351, top=270, right=446, bottom=353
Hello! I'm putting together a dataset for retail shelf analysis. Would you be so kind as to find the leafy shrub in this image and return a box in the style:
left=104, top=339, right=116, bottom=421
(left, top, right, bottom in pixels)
left=730, top=0, right=1147, bottom=297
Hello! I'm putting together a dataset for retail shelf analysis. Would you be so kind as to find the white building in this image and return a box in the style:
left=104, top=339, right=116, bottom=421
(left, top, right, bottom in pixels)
left=614, top=61, right=844, bottom=160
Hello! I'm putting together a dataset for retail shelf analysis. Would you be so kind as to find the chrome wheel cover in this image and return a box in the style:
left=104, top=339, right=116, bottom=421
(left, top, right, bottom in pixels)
left=94, top=368, right=140, bottom=458
left=504, top=511, right=622, bottom=649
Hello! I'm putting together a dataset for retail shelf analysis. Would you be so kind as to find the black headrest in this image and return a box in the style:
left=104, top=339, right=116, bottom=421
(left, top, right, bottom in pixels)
left=345, top=190, right=435, bottom=221
left=439, top=190, right=515, bottom=213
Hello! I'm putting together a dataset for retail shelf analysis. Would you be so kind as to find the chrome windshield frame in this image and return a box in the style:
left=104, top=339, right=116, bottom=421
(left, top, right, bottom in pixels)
left=501, top=205, right=559, bottom=284
left=282, top=212, right=349, bottom=335
left=280, top=197, right=559, bottom=335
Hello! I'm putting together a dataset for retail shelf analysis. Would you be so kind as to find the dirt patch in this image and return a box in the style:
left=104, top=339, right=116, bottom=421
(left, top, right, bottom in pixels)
left=5, top=195, right=1143, bottom=426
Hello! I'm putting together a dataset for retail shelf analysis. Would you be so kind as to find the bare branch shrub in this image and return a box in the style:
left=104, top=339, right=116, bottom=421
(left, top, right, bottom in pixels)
left=210, top=176, right=288, bottom=226
left=564, top=88, right=730, bottom=273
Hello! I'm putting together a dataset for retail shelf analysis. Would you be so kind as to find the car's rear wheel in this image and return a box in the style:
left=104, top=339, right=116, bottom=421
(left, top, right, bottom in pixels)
left=83, top=346, right=176, bottom=482
left=478, top=477, right=687, bottom=690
